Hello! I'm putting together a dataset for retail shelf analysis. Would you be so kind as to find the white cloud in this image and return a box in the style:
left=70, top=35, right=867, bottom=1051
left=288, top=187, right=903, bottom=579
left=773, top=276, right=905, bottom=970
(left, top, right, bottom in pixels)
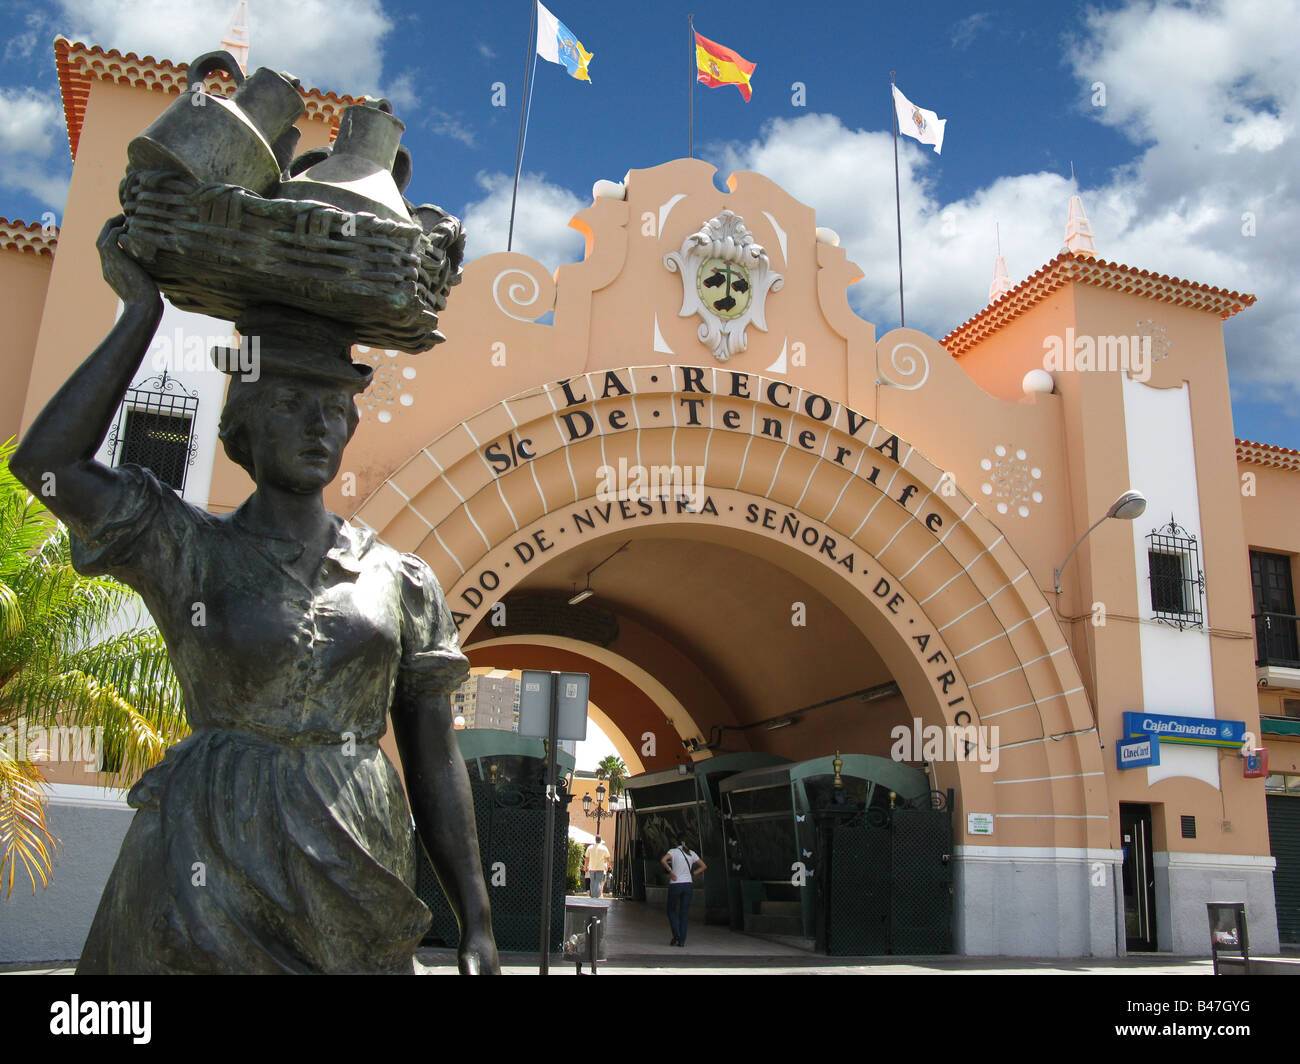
left=428, top=109, right=477, bottom=149
left=56, top=0, right=394, bottom=96
left=716, top=113, right=1076, bottom=338
left=460, top=171, right=585, bottom=269
left=950, top=12, right=991, bottom=50
left=696, top=0, right=1300, bottom=406
left=1069, top=0, right=1300, bottom=396
left=0, top=88, right=71, bottom=209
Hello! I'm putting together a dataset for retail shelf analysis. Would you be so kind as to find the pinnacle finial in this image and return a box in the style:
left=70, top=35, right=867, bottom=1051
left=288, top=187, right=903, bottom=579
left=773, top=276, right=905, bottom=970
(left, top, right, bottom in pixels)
left=221, top=0, right=250, bottom=74
left=1064, top=193, right=1097, bottom=258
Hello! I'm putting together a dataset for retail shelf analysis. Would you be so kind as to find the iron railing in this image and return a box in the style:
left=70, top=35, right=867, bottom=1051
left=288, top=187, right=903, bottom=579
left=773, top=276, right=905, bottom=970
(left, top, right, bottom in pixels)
left=1254, top=611, right=1300, bottom=669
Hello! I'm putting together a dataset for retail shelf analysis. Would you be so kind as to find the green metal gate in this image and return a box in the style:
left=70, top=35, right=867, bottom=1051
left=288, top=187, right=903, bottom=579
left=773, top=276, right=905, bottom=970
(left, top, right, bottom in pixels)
left=416, top=776, right=571, bottom=952
left=819, top=790, right=953, bottom=955
left=1267, top=794, right=1300, bottom=944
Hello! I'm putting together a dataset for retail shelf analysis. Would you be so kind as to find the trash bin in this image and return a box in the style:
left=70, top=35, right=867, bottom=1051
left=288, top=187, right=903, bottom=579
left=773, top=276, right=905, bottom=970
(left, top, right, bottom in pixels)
left=1207, top=902, right=1249, bottom=975
left=565, top=898, right=609, bottom=961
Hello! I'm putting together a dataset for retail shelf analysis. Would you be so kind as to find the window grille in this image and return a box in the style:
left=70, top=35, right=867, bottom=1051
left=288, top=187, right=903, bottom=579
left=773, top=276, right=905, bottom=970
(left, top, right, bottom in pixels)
left=1145, top=516, right=1205, bottom=630
left=105, top=371, right=199, bottom=493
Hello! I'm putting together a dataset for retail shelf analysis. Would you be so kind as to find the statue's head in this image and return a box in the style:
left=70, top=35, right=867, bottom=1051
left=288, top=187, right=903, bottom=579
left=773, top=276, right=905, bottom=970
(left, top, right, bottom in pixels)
left=219, top=374, right=361, bottom=491
left=215, top=306, right=371, bottom=492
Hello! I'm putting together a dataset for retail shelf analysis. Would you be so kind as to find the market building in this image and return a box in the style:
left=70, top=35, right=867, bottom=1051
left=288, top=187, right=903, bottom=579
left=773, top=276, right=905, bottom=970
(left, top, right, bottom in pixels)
left=1, top=36, right=1296, bottom=961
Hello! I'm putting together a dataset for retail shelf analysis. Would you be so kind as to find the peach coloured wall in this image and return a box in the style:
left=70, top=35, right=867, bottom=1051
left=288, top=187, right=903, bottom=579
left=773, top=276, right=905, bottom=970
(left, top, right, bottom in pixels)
left=0, top=245, right=50, bottom=444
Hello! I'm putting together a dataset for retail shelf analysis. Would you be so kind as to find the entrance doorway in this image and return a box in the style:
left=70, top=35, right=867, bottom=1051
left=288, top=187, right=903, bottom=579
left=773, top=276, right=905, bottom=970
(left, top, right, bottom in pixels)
left=1120, top=803, right=1158, bottom=951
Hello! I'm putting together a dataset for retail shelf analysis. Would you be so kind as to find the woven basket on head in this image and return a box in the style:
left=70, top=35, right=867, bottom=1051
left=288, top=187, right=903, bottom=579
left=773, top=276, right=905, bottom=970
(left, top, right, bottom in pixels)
left=119, top=169, right=464, bottom=353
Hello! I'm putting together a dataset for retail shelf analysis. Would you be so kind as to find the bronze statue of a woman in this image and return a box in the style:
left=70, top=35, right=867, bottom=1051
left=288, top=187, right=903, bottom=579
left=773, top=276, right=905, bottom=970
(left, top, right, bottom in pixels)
left=12, top=217, right=499, bottom=974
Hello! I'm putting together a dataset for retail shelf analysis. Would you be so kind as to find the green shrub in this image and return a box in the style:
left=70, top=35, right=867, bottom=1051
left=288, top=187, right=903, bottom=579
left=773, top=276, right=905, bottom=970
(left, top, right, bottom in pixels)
left=566, top=838, right=585, bottom=893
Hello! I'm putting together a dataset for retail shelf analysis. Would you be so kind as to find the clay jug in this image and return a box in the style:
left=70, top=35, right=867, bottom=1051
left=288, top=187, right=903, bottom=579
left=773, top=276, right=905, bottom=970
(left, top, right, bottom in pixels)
left=128, top=50, right=304, bottom=195
left=279, top=102, right=413, bottom=224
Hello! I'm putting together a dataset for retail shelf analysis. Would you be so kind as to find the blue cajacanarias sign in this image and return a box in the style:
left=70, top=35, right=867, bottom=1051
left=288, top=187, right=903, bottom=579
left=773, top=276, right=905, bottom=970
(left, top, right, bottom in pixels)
left=1123, top=712, right=1246, bottom=749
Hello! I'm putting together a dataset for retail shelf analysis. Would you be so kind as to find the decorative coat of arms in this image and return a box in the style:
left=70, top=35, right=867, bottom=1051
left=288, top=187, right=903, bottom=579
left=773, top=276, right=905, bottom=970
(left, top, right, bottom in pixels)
left=665, top=210, right=783, bottom=361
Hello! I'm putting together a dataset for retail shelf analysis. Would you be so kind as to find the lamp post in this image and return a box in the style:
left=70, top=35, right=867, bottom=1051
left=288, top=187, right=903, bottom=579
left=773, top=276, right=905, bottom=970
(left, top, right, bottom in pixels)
left=1054, top=489, right=1147, bottom=595
left=582, top=782, right=608, bottom=838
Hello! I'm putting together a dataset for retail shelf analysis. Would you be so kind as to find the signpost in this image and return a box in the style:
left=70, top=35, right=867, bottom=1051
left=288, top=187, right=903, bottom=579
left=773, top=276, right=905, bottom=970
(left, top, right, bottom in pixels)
left=518, top=669, right=589, bottom=975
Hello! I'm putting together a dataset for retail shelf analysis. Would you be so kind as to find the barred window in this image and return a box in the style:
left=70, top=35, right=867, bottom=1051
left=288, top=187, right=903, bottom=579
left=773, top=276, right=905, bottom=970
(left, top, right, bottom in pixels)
left=1145, top=517, right=1205, bottom=630
left=1149, top=550, right=1187, bottom=614
left=106, top=372, right=198, bottom=494
left=120, top=409, right=192, bottom=490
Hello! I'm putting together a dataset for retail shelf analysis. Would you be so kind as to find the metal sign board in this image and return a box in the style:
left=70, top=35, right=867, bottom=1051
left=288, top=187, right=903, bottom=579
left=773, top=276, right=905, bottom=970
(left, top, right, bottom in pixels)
left=1116, top=735, right=1160, bottom=770
left=966, top=813, right=994, bottom=836
left=1122, top=711, right=1246, bottom=749
left=1244, top=748, right=1269, bottom=779
left=518, top=670, right=589, bottom=741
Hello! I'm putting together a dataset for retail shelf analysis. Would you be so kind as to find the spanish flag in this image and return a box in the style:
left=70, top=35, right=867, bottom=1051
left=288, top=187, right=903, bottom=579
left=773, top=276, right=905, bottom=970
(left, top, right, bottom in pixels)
left=694, top=32, right=755, bottom=101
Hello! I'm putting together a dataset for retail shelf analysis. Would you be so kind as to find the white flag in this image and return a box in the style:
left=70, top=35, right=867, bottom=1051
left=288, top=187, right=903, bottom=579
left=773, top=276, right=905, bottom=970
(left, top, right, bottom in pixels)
left=892, top=84, right=946, bottom=155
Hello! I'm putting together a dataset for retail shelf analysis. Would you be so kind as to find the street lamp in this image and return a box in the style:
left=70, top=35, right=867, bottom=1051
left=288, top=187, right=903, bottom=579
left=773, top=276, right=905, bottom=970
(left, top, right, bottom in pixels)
left=1053, top=489, right=1148, bottom=595
left=582, top=782, right=609, bottom=838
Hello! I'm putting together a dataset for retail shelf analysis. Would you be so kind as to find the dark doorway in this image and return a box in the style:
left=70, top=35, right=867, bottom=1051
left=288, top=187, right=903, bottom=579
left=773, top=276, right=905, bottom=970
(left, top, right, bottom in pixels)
left=1120, top=803, right=1158, bottom=951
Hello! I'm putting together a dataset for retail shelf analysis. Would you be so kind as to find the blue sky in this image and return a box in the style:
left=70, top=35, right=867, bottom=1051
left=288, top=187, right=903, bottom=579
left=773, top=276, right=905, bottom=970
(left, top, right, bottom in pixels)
left=2, top=0, right=1297, bottom=446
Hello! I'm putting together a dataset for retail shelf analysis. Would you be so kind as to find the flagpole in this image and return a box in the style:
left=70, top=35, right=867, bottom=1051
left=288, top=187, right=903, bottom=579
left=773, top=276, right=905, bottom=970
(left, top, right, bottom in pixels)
left=508, top=0, right=539, bottom=252
left=890, top=71, right=905, bottom=329
left=688, top=14, right=694, bottom=159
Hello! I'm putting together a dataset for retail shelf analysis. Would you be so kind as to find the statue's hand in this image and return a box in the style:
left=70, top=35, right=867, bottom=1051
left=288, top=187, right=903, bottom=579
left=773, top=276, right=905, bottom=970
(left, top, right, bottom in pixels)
left=458, top=926, right=501, bottom=975
left=98, top=215, right=160, bottom=308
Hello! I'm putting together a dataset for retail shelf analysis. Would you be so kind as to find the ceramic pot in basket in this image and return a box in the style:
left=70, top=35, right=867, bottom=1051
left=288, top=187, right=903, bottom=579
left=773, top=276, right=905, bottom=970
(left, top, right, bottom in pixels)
left=127, top=50, right=304, bottom=195
left=278, top=102, right=413, bottom=223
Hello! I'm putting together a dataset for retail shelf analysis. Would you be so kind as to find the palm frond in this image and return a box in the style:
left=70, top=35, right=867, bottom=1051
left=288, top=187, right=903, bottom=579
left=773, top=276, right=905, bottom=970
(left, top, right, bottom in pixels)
left=0, top=441, right=186, bottom=895
left=0, top=756, right=57, bottom=898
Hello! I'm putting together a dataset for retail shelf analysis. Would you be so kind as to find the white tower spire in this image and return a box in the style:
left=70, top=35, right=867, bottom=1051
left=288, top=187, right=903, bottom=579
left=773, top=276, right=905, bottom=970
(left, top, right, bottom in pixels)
left=221, top=0, right=250, bottom=73
left=1064, top=193, right=1097, bottom=258
left=989, top=221, right=1013, bottom=303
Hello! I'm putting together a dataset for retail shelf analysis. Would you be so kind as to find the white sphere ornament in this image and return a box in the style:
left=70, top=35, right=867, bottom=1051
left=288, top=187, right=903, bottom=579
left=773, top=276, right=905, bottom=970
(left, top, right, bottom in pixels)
left=1022, top=369, right=1055, bottom=396
left=592, top=179, right=626, bottom=201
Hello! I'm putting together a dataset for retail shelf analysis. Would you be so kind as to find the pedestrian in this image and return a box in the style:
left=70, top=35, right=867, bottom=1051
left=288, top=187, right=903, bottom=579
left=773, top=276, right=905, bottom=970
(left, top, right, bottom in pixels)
left=585, top=835, right=611, bottom=898
left=661, top=837, right=706, bottom=947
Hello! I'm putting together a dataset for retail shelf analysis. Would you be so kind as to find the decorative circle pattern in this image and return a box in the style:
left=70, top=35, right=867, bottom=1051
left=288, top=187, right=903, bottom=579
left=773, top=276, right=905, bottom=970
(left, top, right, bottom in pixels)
left=979, top=445, right=1043, bottom=518
left=355, top=346, right=416, bottom=425
left=1137, top=318, right=1171, bottom=362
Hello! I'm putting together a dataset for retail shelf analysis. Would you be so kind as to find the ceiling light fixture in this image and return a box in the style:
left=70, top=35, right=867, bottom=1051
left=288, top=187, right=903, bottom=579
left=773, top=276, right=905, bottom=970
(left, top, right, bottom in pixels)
left=566, top=541, right=630, bottom=606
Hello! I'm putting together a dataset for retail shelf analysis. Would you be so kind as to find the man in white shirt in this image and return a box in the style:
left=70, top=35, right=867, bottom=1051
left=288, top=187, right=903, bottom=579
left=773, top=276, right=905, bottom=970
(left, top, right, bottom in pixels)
left=584, top=835, right=611, bottom=898
left=660, top=838, right=706, bottom=947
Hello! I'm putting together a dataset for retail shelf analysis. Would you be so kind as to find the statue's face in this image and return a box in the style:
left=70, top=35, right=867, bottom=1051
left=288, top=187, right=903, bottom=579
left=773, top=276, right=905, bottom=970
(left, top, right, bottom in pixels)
left=247, top=377, right=354, bottom=493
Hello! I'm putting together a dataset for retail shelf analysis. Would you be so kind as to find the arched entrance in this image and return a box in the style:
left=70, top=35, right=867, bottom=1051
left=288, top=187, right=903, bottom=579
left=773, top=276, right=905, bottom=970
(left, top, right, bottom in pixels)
left=356, top=365, right=1114, bottom=955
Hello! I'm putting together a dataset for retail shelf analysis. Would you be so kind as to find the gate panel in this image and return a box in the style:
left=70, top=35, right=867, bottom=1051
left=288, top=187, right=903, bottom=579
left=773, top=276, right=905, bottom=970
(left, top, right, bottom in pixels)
left=891, top=799, right=954, bottom=954
left=827, top=814, right=890, bottom=956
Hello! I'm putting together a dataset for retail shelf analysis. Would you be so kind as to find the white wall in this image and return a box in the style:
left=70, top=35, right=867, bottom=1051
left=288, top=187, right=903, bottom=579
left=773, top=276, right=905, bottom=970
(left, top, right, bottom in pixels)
left=94, top=300, right=230, bottom=510
left=1121, top=374, right=1218, bottom=789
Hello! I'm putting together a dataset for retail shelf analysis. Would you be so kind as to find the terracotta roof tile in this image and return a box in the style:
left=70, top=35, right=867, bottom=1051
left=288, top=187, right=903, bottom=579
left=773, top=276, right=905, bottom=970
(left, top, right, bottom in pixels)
left=0, top=217, right=58, bottom=256
left=942, top=250, right=1256, bottom=357
left=54, top=37, right=361, bottom=160
left=1237, top=438, right=1300, bottom=472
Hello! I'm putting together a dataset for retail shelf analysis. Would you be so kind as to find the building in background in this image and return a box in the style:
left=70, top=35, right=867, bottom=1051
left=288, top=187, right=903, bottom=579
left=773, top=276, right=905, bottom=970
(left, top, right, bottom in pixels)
left=451, top=669, right=521, bottom=732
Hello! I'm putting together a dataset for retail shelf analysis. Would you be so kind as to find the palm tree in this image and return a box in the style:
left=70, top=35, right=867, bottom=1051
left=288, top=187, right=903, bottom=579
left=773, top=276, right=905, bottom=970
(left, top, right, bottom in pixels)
left=0, top=438, right=186, bottom=897
left=595, top=754, right=628, bottom=796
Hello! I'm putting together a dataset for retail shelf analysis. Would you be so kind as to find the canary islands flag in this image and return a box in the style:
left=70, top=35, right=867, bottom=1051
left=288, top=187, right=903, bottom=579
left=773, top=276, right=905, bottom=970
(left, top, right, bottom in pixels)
left=537, top=2, right=593, bottom=82
left=892, top=84, right=946, bottom=154
left=695, top=31, right=755, bottom=101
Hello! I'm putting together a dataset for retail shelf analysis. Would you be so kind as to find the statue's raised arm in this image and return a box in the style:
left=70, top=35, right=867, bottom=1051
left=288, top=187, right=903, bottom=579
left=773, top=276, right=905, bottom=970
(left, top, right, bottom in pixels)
left=11, top=216, right=162, bottom=531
